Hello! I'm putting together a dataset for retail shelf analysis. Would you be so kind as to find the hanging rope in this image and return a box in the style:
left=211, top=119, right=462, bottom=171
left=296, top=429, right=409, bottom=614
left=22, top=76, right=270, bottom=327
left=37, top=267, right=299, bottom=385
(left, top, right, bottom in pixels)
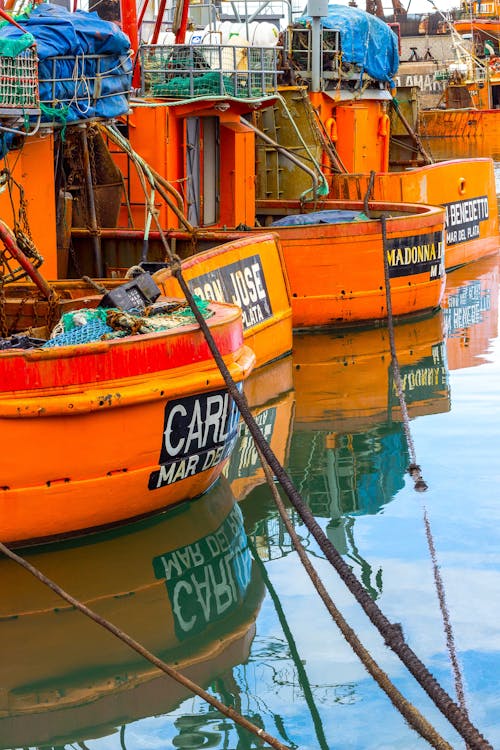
left=380, top=214, right=428, bottom=492
left=253, top=443, right=455, bottom=750
left=154, top=230, right=492, bottom=750
left=380, top=213, right=470, bottom=720
left=0, top=540, right=290, bottom=750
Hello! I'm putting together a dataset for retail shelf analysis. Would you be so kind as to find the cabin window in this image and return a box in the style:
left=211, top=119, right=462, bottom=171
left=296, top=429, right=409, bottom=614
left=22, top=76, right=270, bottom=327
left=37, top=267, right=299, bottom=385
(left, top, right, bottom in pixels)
left=492, top=84, right=500, bottom=109
left=185, top=116, right=220, bottom=227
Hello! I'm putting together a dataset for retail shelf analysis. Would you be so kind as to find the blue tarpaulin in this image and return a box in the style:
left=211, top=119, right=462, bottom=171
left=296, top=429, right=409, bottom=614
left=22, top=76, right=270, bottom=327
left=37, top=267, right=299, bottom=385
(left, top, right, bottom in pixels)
left=296, top=4, right=399, bottom=85
left=0, top=3, right=132, bottom=122
left=271, top=209, right=369, bottom=226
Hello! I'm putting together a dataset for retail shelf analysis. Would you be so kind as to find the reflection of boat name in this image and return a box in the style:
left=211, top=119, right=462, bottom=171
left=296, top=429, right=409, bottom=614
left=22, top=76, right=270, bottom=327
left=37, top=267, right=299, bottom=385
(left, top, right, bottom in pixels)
left=398, top=365, right=447, bottom=391
left=190, top=255, right=272, bottom=330
left=444, top=196, right=489, bottom=246
left=149, top=388, right=240, bottom=489
left=390, top=344, right=448, bottom=402
left=444, top=282, right=491, bottom=334
left=237, top=408, right=276, bottom=472
left=386, top=232, right=444, bottom=278
left=226, top=407, right=277, bottom=481
left=153, top=505, right=251, bottom=638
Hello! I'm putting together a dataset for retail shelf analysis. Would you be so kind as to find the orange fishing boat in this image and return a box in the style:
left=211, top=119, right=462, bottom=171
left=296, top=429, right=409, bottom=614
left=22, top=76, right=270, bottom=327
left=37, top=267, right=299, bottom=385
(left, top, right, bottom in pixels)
left=0, top=250, right=255, bottom=544
left=0, top=5, right=291, bottom=369
left=76, top=78, right=445, bottom=327
left=6, top=1, right=431, bottom=328
left=417, top=52, right=500, bottom=139
left=152, top=233, right=292, bottom=365
left=453, top=0, right=500, bottom=42
left=272, top=6, right=500, bottom=269
left=0, top=479, right=265, bottom=748
left=156, top=200, right=446, bottom=328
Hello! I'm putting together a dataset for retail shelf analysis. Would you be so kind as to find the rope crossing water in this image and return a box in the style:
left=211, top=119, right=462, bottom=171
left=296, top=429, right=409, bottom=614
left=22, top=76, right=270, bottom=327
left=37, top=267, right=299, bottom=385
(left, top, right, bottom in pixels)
left=151, top=207, right=491, bottom=748
left=253, top=444, right=454, bottom=750
left=3, top=140, right=489, bottom=749
left=380, top=213, right=470, bottom=721
left=0, top=541, right=290, bottom=750
left=168, top=257, right=492, bottom=750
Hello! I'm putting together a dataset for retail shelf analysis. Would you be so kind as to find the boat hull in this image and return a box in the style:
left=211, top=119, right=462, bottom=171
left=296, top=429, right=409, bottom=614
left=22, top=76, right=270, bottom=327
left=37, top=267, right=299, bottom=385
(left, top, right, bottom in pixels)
left=11, top=234, right=292, bottom=371
left=0, top=303, right=255, bottom=545
left=329, top=159, right=500, bottom=271
left=419, top=108, right=500, bottom=140
left=154, top=233, right=292, bottom=368
left=254, top=200, right=446, bottom=328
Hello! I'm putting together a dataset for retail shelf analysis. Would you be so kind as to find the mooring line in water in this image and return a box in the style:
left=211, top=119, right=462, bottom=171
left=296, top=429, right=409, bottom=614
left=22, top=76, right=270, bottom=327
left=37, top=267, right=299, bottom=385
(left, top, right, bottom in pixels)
left=91, top=140, right=491, bottom=749
left=380, top=214, right=470, bottom=720
left=0, top=541, right=290, bottom=750
left=423, top=509, right=469, bottom=717
left=145, top=209, right=492, bottom=749
left=252, top=445, right=454, bottom=750
left=380, top=214, right=428, bottom=493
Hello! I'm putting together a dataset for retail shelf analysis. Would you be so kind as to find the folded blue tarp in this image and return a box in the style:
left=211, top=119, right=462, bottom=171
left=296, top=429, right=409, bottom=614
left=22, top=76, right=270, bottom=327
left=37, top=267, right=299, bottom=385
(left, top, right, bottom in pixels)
left=271, top=209, right=369, bottom=226
left=0, top=3, right=132, bottom=122
left=296, top=4, right=399, bottom=85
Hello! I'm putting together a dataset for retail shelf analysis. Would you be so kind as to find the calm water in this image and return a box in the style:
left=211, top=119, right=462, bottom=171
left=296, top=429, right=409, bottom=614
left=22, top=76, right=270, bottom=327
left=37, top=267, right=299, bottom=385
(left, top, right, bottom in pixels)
left=2, top=152, right=500, bottom=750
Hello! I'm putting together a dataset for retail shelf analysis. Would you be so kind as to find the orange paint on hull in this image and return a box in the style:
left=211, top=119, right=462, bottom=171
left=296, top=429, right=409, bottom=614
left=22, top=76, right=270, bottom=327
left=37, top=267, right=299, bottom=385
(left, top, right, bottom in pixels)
left=419, top=109, right=500, bottom=139
left=254, top=200, right=446, bottom=328
left=0, top=480, right=264, bottom=746
left=0, top=302, right=255, bottom=545
left=154, top=233, right=292, bottom=368
left=329, top=159, right=500, bottom=270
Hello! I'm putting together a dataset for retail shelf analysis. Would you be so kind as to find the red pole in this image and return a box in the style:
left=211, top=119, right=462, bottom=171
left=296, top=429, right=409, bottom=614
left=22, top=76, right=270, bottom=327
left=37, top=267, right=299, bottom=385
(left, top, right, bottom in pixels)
left=119, top=0, right=141, bottom=87
left=0, top=7, right=27, bottom=31
left=0, top=222, right=54, bottom=301
left=151, top=0, right=168, bottom=44
left=137, top=0, right=150, bottom=34
left=174, top=0, right=190, bottom=44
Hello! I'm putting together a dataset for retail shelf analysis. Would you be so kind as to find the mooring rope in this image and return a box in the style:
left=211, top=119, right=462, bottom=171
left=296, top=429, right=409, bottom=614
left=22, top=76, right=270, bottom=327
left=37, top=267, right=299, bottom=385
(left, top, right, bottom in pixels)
left=380, top=214, right=470, bottom=721
left=159, top=238, right=492, bottom=750
left=0, top=541, right=290, bottom=750
left=253, top=444, right=454, bottom=750
left=380, top=214, right=428, bottom=493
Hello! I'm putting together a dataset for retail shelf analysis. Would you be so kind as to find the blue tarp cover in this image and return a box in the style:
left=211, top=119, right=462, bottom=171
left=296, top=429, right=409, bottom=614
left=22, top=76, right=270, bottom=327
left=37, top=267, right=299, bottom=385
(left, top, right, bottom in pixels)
left=271, top=209, right=369, bottom=226
left=297, top=4, right=399, bottom=84
left=0, top=3, right=132, bottom=122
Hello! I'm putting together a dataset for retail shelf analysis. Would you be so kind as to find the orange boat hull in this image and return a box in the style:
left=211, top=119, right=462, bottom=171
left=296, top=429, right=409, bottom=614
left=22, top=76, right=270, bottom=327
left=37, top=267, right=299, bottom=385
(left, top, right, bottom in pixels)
left=0, top=303, right=255, bottom=544
left=254, top=200, right=446, bottom=328
left=329, top=159, right=500, bottom=271
left=419, top=109, right=500, bottom=140
left=154, top=233, right=292, bottom=368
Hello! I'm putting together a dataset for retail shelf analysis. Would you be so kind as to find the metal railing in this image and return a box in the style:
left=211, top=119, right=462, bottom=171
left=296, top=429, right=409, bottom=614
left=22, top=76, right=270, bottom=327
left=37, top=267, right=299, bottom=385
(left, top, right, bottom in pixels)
left=0, top=46, right=39, bottom=113
left=140, top=43, right=281, bottom=99
left=39, top=53, right=132, bottom=110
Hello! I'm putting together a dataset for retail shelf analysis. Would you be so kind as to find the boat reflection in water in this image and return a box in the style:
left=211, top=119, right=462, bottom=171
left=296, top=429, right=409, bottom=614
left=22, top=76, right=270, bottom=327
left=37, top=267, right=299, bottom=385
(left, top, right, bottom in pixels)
left=285, top=314, right=450, bottom=591
left=226, top=355, right=295, bottom=502
left=0, top=478, right=264, bottom=750
left=442, top=252, right=500, bottom=371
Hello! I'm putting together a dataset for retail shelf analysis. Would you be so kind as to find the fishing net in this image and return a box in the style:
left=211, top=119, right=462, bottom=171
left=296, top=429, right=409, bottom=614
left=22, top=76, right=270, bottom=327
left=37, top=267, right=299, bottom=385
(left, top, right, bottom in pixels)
left=43, top=297, right=213, bottom=348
